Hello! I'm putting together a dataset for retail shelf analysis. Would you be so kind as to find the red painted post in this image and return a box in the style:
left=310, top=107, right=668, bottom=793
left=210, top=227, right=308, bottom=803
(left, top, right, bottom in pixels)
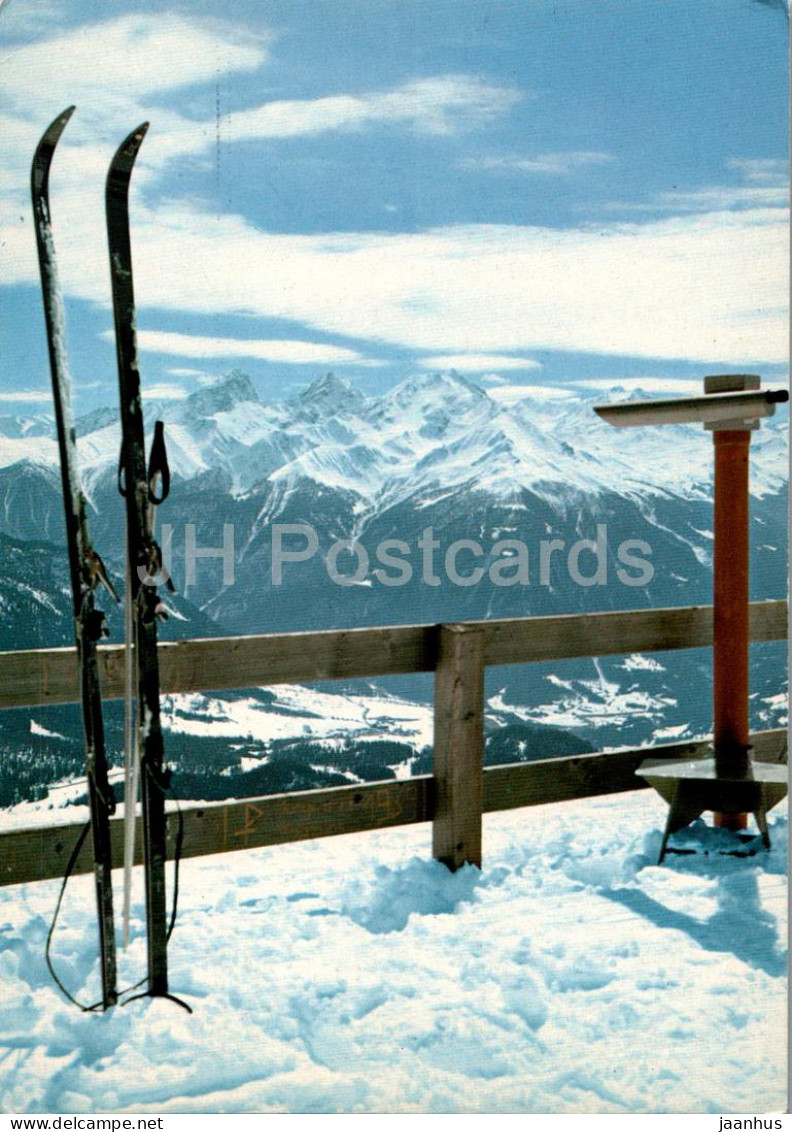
left=595, top=373, right=789, bottom=857
left=707, top=377, right=755, bottom=828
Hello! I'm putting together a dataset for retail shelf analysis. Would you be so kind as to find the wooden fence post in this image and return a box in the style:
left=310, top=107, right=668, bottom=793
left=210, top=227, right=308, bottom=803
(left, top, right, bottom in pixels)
left=432, top=623, right=485, bottom=871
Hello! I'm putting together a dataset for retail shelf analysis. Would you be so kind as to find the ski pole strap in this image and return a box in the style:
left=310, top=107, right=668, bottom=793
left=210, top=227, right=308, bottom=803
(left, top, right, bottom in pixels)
left=119, top=423, right=170, bottom=504
left=46, top=820, right=106, bottom=1013
left=147, top=421, right=170, bottom=504
left=86, top=549, right=121, bottom=604
left=143, top=759, right=172, bottom=793
left=92, top=768, right=117, bottom=816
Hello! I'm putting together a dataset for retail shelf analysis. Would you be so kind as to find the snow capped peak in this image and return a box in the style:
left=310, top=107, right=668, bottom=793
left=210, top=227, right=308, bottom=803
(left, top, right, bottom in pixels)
left=295, top=372, right=366, bottom=419
left=0, top=369, right=786, bottom=506
left=387, top=369, right=488, bottom=404
left=604, top=385, right=655, bottom=404
left=367, top=370, right=493, bottom=431
left=185, top=370, right=260, bottom=419
left=0, top=414, right=55, bottom=440
left=301, top=372, right=351, bottom=401
left=75, top=405, right=117, bottom=437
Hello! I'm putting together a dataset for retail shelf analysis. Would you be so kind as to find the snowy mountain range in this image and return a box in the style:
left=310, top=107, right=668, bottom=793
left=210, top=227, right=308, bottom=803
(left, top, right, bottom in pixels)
left=0, top=370, right=787, bottom=809
left=2, top=368, right=786, bottom=510
left=0, top=369, right=787, bottom=624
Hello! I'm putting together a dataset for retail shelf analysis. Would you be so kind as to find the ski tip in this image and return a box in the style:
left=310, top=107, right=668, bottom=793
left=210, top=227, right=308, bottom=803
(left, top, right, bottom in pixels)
left=108, top=122, right=150, bottom=181
left=39, top=106, right=76, bottom=148
left=32, top=106, right=76, bottom=188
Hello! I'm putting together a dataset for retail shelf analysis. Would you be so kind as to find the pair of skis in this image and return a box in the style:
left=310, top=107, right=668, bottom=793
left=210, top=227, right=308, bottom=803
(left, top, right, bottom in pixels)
left=32, top=108, right=181, bottom=1011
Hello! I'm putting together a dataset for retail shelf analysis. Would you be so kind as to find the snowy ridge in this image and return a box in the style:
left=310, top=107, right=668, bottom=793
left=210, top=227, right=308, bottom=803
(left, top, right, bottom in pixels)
left=0, top=370, right=787, bottom=504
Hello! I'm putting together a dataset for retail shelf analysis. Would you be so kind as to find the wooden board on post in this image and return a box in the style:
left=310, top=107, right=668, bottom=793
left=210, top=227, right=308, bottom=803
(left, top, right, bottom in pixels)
left=0, top=727, right=784, bottom=888
left=0, top=600, right=786, bottom=711
left=432, top=623, right=485, bottom=871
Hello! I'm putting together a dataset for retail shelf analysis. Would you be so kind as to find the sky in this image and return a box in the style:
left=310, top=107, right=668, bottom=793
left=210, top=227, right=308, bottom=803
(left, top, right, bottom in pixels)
left=0, top=0, right=788, bottom=413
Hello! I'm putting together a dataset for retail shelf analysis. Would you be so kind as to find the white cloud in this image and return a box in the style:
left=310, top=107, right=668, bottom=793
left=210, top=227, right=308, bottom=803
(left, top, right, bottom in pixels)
left=0, top=13, right=267, bottom=111
left=0, top=14, right=269, bottom=207
left=137, top=75, right=520, bottom=178
left=3, top=182, right=787, bottom=367
left=219, top=76, right=521, bottom=143
left=727, top=158, right=787, bottom=184
left=602, top=159, right=787, bottom=214
left=145, top=383, right=190, bottom=401
left=0, top=14, right=517, bottom=188
left=631, top=186, right=787, bottom=212
left=104, top=204, right=785, bottom=366
left=0, top=30, right=520, bottom=234
left=166, top=367, right=214, bottom=378
left=0, top=390, right=51, bottom=402
left=0, top=0, right=67, bottom=37
left=462, top=151, right=614, bottom=175
left=419, top=353, right=542, bottom=372
left=114, top=329, right=375, bottom=366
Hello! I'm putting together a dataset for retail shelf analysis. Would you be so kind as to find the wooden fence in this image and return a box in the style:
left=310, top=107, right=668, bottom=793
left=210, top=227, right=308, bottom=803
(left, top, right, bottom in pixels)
left=0, top=600, right=787, bottom=886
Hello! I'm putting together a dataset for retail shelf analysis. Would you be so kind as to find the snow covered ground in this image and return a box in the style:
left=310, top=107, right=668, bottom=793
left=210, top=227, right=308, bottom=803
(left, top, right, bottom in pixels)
left=161, top=684, right=435, bottom=750
left=0, top=791, right=786, bottom=1115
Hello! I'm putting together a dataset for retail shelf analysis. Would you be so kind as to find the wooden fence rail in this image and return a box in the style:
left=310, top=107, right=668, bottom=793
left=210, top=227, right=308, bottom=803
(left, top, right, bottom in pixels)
left=1, top=599, right=786, bottom=711
left=0, top=728, right=786, bottom=888
left=0, top=599, right=787, bottom=884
